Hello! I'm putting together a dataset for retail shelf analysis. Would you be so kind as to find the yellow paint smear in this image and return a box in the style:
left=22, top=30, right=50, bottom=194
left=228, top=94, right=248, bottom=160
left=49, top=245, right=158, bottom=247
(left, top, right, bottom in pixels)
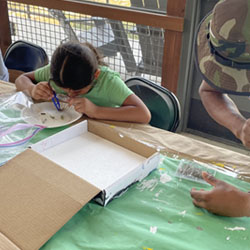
left=195, top=212, right=204, bottom=216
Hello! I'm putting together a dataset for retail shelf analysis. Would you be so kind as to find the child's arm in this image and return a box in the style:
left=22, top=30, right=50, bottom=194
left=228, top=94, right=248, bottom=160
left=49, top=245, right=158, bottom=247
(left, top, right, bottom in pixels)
left=69, top=94, right=151, bottom=124
left=15, top=71, right=53, bottom=101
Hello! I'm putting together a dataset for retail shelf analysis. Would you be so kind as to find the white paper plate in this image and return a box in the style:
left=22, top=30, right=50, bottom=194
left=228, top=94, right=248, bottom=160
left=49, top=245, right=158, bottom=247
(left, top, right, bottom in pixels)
left=21, top=102, right=82, bottom=128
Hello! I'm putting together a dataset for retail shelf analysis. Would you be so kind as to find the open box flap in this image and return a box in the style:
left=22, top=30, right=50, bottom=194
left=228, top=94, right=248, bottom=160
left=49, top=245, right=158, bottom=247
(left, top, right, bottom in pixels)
left=0, top=149, right=100, bottom=250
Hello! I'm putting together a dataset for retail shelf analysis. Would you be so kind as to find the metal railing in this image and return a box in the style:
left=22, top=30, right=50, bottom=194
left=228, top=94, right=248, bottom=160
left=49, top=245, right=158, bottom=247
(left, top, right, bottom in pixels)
left=0, top=0, right=186, bottom=92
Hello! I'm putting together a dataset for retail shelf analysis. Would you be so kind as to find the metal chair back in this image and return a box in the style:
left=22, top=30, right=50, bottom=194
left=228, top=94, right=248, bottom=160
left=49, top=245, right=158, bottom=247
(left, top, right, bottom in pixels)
left=125, top=76, right=181, bottom=132
left=4, top=40, right=48, bottom=72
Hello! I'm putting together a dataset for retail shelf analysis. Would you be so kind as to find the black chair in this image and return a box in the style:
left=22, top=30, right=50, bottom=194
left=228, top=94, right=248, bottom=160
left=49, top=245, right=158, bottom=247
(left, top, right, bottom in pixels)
left=125, top=77, right=181, bottom=132
left=4, top=40, right=49, bottom=72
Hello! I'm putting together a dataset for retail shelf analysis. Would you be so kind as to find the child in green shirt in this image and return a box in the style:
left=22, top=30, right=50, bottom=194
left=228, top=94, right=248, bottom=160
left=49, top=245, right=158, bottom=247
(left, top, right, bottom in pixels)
left=15, top=42, right=151, bottom=123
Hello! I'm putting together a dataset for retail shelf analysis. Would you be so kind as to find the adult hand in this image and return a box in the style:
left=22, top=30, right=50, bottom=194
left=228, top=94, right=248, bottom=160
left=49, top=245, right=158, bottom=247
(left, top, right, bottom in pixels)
left=190, top=172, right=250, bottom=217
left=238, top=119, right=250, bottom=148
left=31, top=81, right=53, bottom=101
left=68, top=97, right=97, bottom=118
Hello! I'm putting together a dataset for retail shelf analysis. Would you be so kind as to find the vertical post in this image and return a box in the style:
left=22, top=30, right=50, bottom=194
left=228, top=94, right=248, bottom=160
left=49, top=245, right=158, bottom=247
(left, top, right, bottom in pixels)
left=161, top=0, right=186, bottom=93
left=0, top=0, right=12, bottom=53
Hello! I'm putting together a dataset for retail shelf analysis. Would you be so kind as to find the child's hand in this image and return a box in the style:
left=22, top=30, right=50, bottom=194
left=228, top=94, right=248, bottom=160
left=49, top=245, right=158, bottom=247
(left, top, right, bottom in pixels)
left=69, top=97, right=98, bottom=118
left=31, top=81, right=53, bottom=101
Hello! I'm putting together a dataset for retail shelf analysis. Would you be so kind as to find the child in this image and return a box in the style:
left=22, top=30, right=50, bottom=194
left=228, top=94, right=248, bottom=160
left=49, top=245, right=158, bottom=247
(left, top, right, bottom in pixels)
left=0, top=49, right=9, bottom=81
left=15, top=42, right=151, bottom=123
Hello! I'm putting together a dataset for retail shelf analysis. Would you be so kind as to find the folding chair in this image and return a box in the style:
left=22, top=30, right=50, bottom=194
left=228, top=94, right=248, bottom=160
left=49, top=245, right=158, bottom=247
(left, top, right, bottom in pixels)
left=125, top=77, right=181, bottom=132
left=4, top=40, right=49, bottom=72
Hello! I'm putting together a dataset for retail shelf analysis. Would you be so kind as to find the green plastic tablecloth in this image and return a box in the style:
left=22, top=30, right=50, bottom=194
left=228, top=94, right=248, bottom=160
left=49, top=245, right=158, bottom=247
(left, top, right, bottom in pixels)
left=0, top=96, right=249, bottom=250
left=39, top=155, right=250, bottom=250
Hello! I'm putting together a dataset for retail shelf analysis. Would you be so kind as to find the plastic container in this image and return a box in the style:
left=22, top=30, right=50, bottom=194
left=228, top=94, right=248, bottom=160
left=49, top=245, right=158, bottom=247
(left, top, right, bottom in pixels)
left=175, top=159, right=216, bottom=185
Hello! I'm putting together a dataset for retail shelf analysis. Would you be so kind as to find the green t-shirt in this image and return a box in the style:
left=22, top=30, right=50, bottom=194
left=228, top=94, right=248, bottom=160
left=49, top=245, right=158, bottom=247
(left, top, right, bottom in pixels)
left=34, top=64, right=133, bottom=107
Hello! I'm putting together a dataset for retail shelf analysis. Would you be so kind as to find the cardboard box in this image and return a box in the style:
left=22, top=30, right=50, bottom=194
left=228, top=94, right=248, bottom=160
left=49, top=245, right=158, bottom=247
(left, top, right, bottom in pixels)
left=0, top=120, right=159, bottom=250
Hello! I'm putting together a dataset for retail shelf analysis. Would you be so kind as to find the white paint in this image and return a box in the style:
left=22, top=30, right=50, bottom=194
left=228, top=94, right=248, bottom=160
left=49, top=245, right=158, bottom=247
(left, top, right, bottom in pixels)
left=153, top=198, right=168, bottom=205
left=179, top=210, right=186, bottom=217
left=137, top=178, right=158, bottom=192
left=38, top=130, right=146, bottom=190
left=118, top=133, right=124, bottom=138
left=158, top=158, right=164, bottom=165
left=155, top=189, right=163, bottom=198
left=32, top=119, right=88, bottom=152
left=160, top=173, right=172, bottom=184
left=155, top=192, right=160, bottom=197
left=150, top=226, right=157, bottom=234
left=224, top=226, right=246, bottom=231
left=156, top=207, right=162, bottom=212
left=137, top=139, right=156, bottom=149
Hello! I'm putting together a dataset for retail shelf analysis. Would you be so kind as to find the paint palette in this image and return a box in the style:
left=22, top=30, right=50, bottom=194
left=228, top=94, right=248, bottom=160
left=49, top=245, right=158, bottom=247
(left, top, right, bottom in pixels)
left=175, top=159, right=216, bottom=185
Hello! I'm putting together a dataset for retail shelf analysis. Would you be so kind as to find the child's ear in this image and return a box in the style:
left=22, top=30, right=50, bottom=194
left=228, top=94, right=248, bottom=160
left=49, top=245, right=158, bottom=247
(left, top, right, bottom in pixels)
left=94, top=69, right=101, bottom=79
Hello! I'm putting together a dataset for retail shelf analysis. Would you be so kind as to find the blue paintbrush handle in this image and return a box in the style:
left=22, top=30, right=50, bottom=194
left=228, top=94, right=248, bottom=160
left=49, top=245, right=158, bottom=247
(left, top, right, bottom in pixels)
left=52, top=91, right=61, bottom=111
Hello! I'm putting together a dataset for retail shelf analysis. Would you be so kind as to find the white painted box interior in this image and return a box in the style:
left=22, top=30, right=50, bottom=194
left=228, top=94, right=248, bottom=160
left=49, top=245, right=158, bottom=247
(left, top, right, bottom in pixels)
left=32, top=120, right=160, bottom=205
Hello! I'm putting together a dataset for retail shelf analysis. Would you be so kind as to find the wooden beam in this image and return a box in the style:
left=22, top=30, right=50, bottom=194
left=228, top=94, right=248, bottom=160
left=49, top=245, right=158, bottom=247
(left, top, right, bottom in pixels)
left=0, top=0, right=11, bottom=53
left=5, top=0, right=184, bottom=32
left=161, top=0, right=186, bottom=93
left=162, top=31, right=183, bottom=93
left=167, top=0, right=186, bottom=16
